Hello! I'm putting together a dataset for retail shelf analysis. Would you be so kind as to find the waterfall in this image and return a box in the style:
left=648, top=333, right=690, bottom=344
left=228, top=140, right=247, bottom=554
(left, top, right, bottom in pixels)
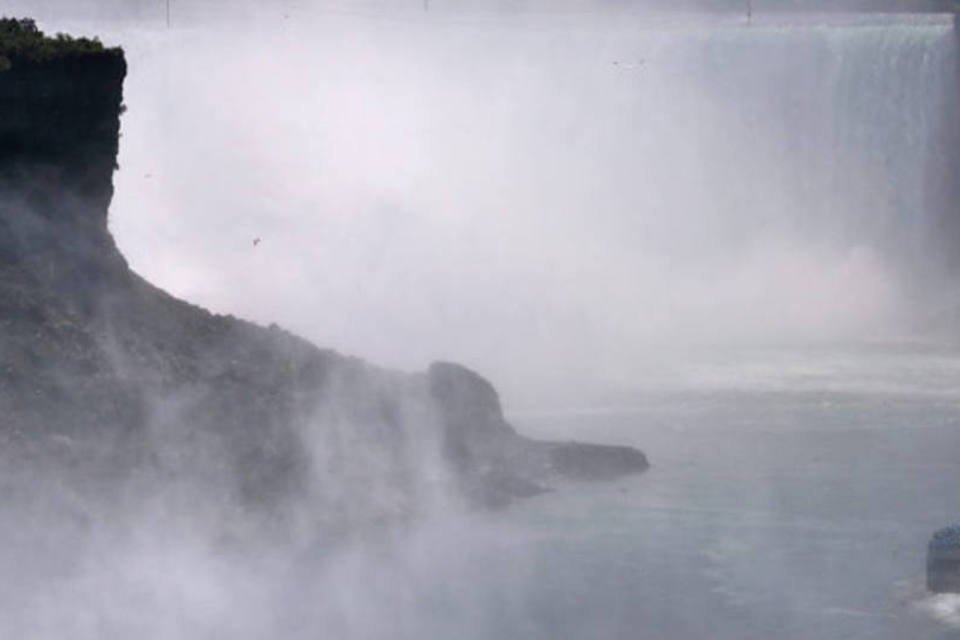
left=589, top=14, right=958, bottom=271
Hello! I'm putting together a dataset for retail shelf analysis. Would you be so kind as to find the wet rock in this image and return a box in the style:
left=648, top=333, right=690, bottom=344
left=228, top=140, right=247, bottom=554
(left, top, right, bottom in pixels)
left=928, top=525, right=960, bottom=593
left=549, top=441, right=650, bottom=481
left=429, top=361, right=649, bottom=498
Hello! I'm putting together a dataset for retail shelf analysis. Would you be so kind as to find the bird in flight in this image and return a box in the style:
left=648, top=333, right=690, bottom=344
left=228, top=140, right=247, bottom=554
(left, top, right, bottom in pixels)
left=253, top=238, right=261, bottom=247
left=613, top=59, right=645, bottom=71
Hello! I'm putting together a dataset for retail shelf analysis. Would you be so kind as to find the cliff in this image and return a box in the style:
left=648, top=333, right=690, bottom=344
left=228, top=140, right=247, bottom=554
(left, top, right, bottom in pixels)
left=0, top=20, right=647, bottom=534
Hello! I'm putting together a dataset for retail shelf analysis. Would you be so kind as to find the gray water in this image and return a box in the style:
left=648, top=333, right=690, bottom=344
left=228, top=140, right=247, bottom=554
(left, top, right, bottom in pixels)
left=234, top=344, right=960, bottom=640
left=479, top=344, right=960, bottom=640
left=8, top=344, right=958, bottom=639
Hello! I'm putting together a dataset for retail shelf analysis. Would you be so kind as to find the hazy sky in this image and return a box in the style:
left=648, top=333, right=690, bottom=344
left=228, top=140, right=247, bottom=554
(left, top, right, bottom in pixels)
left=6, top=2, right=951, bottom=406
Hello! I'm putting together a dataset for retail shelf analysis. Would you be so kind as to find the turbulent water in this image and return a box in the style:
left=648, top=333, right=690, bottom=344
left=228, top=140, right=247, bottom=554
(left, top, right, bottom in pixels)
left=649, top=15, right=956, bottom=267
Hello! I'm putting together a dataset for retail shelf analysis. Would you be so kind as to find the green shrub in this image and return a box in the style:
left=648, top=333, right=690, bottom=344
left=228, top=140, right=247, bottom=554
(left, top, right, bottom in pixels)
left=0, top=17, right=121, bottom=68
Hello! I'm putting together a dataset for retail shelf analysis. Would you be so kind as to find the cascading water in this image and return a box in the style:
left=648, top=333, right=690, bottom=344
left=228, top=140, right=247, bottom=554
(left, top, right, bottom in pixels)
left=658, top=16, right=957, bottom=271
left=528, top=14, right=958, bottom=282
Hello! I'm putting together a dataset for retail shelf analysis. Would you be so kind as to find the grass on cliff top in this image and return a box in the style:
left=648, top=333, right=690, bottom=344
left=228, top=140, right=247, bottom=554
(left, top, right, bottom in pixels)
left=0, top=18, right=120, bottom=71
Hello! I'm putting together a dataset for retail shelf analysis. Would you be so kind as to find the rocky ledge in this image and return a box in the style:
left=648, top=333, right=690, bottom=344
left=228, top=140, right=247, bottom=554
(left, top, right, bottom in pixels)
left=0, top=20, right=648, bottom=532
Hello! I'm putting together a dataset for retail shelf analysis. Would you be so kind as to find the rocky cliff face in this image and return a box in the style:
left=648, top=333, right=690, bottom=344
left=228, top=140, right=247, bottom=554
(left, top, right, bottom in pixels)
left=0, top=21, right=647, bottom=539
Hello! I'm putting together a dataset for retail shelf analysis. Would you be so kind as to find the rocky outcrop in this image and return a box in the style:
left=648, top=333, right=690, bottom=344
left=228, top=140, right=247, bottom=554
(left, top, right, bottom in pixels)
left=0, top=20, right=648, bottom=532
left=429, top=362, right=649, bottom=506
left=928, top=525, right=960, bottom=593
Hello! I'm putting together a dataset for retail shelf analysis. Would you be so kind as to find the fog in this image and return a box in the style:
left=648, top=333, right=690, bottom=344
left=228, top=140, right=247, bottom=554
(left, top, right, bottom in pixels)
left=6, top=1, right=948, bottom=405
left=3, top=2, right=960, bottom=638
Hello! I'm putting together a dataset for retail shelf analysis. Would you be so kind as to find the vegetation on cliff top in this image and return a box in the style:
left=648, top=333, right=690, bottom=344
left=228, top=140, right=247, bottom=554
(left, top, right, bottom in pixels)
left=0, top=18, right=120, bottom=71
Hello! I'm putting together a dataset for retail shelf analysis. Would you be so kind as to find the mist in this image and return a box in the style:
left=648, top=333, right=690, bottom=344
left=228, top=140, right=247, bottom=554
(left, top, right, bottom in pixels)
left=3, top=2, right=960, bottom=638
left=11, top=2, right=945, bottom=405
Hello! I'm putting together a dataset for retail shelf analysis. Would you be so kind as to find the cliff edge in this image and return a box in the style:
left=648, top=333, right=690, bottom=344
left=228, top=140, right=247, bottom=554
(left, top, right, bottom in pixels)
left=0, top=20, right=648, bottom=531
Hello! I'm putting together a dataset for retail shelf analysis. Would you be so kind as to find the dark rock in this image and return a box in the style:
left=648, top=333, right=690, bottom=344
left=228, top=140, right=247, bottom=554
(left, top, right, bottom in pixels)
left=549, top=441, right=650, bottom=481
left=429, top=361, right=649, bottom=501
left=461, top=471, right=550, bottom=510
left=928, top=525, right=960, bottom=593
left=428, top=361, right=515, bottom=472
